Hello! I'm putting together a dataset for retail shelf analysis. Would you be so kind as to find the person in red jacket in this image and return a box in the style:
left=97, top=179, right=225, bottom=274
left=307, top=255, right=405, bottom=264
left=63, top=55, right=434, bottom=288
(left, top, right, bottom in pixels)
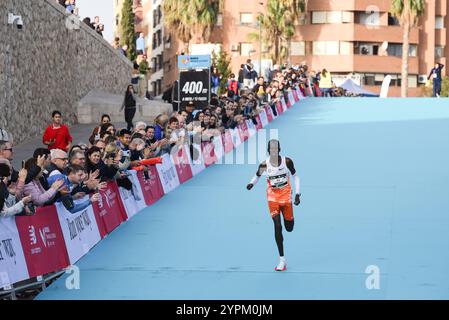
left=42, top=110, right=72, bottom=152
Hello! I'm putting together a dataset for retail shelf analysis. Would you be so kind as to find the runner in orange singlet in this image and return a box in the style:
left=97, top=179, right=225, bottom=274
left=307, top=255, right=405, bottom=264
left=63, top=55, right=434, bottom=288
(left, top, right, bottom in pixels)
left=246, top=139, right=301, bottom=271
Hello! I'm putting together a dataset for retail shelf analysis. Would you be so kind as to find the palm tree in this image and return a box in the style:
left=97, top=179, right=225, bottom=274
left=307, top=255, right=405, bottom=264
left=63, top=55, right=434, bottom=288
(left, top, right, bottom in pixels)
left=279, top=0, right=307, bottom=65
left=391, top=0, right=425, bottom=97
left=162, top=0, right=222, bottom=53
left=257, top=0, right=295, bottom=65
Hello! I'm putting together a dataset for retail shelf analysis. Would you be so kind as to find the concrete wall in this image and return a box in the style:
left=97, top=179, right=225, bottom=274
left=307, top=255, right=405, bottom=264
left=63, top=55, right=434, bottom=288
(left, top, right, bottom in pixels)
left=0, top=0, right=133, bottom=144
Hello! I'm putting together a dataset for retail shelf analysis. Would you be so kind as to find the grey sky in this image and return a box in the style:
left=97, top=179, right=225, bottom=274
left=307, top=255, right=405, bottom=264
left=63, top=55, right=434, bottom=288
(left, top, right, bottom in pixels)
left=76, top=0, right=115, bottom=43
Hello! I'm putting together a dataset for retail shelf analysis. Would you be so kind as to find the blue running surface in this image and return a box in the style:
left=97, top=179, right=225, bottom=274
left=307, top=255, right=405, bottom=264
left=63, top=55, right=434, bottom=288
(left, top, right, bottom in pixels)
left=37, top=98, right=449, bottom=299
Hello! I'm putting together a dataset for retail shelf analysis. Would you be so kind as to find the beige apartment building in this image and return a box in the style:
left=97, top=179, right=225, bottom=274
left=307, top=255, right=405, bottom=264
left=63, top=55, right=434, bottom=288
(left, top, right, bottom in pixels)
left=115, top=0, right=449, bottom=97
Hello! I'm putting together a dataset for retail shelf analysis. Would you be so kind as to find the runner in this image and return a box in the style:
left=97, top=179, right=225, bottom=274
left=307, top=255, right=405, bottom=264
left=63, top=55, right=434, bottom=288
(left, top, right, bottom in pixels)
left=246, top=139, right=301, bottom=271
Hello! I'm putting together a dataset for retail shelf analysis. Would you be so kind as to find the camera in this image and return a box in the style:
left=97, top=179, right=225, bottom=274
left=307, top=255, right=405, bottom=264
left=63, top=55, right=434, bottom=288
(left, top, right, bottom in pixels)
left=8, top=13, right=23, bottom=30
left=122, top=150, right=130, bottom=157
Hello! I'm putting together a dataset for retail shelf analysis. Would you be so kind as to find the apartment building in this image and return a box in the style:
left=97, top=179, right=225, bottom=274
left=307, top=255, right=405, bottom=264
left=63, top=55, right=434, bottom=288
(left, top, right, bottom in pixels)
left=115, top=0, right=448, bottom=97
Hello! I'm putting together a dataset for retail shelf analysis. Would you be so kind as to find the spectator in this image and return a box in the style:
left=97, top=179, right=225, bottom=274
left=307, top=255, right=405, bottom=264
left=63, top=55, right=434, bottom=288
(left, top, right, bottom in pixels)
left=43, top=111, right=72, bottom=152
left=154, top=114, right=169, bottom=141
left=184, top=102, right=195, bottom=125
left=85, top=146, right=118, bottom=182
left=238, top=64, right=245, bottom=87
left=0, top=163, right=33, bottom=217
left=319, top=69, right=333, bottom=97
left=136, top=33, right=145, bottom=55
left=23, top=158, right=65, bottom=207
left=227, top=74, right=239, bottom=99
left=211, top=67, right=221, bottom=95
left=428, top=63, right=445, bottom=98
left=89, top=114, right=111, bottom=145
left=120, top=84, right=137, bottom=131
left=253, top=76, right=267, bottom=101
left=92, top=16, right=104, bottom=37
left=112, top=37, right=120, bottom=50
left=120, top=44, right=128, bottom=56
left=69, top=149, right=86, bottom=167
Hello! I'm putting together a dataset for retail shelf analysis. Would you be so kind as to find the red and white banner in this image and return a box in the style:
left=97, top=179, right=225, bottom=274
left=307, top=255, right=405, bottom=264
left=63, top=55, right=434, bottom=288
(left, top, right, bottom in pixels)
left=288, top=92, right=295, bottom=107
left=213, top=134, right=224, bottom=160
left=118, top=171, right=147, bottom=219
left=292, top=89, right=299, bottom=102
left=156, top=153, right=181, bottom=194
left=55, top=199, right=101, bottom=264
left=16, top=206, right=70, bottom=278
left=222, top=130, right=234, bottom=153
left=188, top=143, right=206, bottom=176
left=259, top=110, right=269, bottom=127
left=238, top=121, right=250, bottom=143
left=136, top=166, right=165, bottom=205
left=255, top=115, right=263, bottom=130
left=281, top=97, right=288, bottom=112
left=201, top=142, right=217, bottom=167
left=230, top=127, right=242, bottom=148
left=92, top=181, right=127, bottom=238
left=276, top=101, right=283, bottom=116
left=0, top=217, right=29, bottom=288
left=265, top=105, right=275, bottom=122
left=170, top=144, right=193, bottom=184
left=246, top=119, right=257, bottom=137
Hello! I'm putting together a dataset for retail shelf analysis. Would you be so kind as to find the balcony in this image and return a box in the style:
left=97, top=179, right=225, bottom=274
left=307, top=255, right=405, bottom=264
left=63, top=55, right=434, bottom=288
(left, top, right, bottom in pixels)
left=353, top=55, right=419, bottom=74
left=303, top=54, right=418, bottom=74
left=293, top=24, right=419, bottom=44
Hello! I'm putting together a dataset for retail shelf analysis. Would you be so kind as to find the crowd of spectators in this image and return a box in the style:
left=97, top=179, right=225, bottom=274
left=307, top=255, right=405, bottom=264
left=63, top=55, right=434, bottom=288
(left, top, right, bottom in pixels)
left=57, top=0, right=104, bottom=37
left=2, top=58, right=363, bottom=217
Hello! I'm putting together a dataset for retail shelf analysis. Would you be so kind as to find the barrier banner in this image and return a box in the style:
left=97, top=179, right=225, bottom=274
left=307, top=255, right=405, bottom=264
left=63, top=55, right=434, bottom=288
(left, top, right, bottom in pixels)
left=222, top=130, right=234, bottom=154
left=156, top=153, right=181, bottom=194
left=136, top=165, right=165, bottom=205
left=230, top=127, right=242, bottom=148
left=213, top=134, right=224, bottom=160
left=16, top=206, right=69, bottom=278
left=276, top=101, right=283, bottom=116
left=0, top=217, right=29, bottom=288
left=171, top=144, right=193, bottom=184
left=92, top=181, right=127, bottom=238
left=292, top=89, right=299, bottom=102
left=255, top=114, right=263, bottom=130
left=288, top=92, right=295, bottom=107
left=265, top=105, right=275, bottom=122
left=281, top=97, right=288, bottom=112
left=246, top=119, right=257, bottom=137
left=188, top=143, right=206, bottom=176
left=55, top=199, right=101, bottom=264
left=259, top=110, right=269, bottom=127
left=238, top=121, right=250, bottom=142
left=201, top=142, right=217, bottom=167
left=118, top=171, right=147, bottom=219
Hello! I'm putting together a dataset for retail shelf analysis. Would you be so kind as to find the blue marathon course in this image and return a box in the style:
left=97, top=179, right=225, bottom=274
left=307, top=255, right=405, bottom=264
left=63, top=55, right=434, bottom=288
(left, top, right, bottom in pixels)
left=38, top=98, right=449, bottom=300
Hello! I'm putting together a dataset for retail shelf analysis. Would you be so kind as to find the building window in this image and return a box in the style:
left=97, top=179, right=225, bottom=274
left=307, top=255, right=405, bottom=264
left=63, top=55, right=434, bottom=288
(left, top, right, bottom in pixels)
left=312, top=11, right=342, bottom=24
left=313, top=41, right=343, bottom=55
left=436, top=16, right=444, bottom=29
left=357, top=11, right=380, bottom=26
left=435, top=46, right=444, bottom=58
left=357, top=42, right=379, bottom=55
left=240, top=13, right=253, bottom=25
left=291, top=41, right=305, bottom=56
left=388, top=13, right=400, bottom=26
left=387, top=43, right=417, bottom=57
left=216, top=13, right=223, bottom=26
left=408, top=75, right=417, bottom=88
left=364, top=74, right=375, bottom=86
left=342, top=11, right=352, bottom=23
left=240, top=42, right=253, bottom=56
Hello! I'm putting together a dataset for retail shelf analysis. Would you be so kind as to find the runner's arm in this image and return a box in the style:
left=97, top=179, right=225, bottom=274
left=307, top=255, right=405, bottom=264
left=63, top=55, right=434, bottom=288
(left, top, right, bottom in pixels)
left=247, top=162, right=266, bottom=190
left=286, top=157, right=300, bottom=196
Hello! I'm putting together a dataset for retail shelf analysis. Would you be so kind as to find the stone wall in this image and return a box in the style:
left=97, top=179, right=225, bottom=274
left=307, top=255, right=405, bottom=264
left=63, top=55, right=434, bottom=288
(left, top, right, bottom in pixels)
left=0, top=0, right=133, bottom=144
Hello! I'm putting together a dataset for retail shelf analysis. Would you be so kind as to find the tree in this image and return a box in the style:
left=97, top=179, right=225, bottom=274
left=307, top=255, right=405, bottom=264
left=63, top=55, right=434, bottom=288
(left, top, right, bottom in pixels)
left=211, top=49, right=232, bottom=95
left=120, top=0, right=137, bottom=61
left=256, top=0, right=295, bottom=64
left=162, top=0, right=222, bottom=53
left=391, top=0, right=425, bottom=97
left=279, top=0, right=307, bottom=65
